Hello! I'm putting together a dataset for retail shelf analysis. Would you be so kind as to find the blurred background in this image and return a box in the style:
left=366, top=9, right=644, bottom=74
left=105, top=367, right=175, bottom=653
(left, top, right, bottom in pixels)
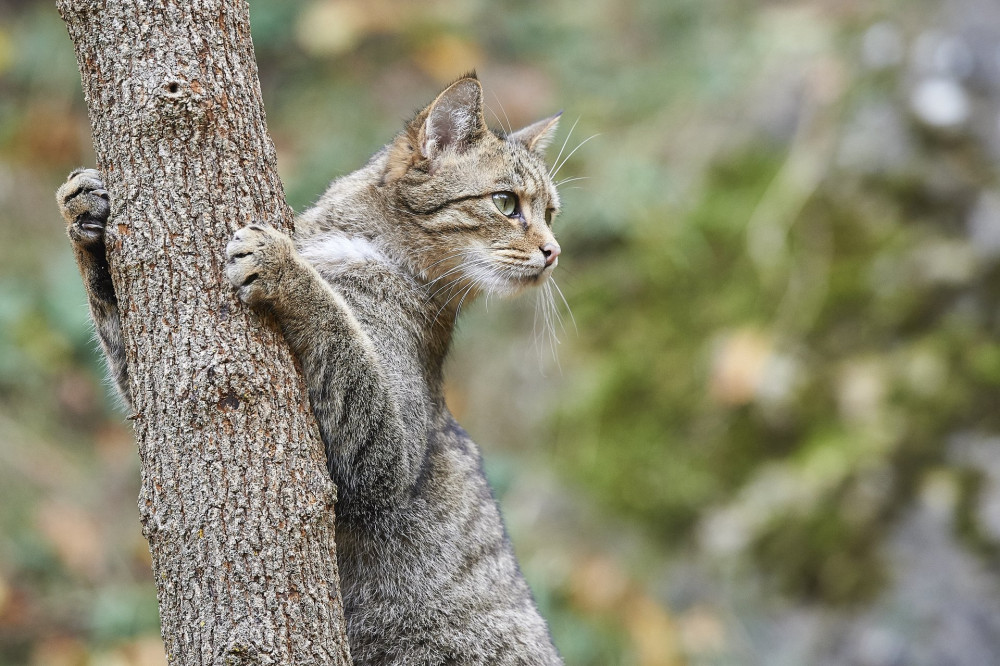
left=3, top=0, right=1000, bottom=663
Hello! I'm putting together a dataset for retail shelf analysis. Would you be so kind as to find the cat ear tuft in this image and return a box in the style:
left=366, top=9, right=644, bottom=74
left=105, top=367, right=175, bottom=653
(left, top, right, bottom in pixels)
left=508, top=112, right=562, bottom=156
left=419, top=76, right=487, bottom=160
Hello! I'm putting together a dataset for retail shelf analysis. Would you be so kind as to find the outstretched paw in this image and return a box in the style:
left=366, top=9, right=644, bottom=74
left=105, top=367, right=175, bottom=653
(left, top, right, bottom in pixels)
left=56, top=168, right=110, bottom=248
left=225, top=224, right=296, bottom=307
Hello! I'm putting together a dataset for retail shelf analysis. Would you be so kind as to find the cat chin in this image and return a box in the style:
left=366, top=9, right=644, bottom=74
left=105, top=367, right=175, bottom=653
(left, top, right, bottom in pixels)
left=493, top=271, right=552, bottom=298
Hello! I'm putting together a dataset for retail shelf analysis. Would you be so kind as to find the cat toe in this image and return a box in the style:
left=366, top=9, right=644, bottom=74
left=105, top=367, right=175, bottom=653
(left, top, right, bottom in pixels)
left=224, top=225, right=297, bottom=307
left=57, top=169, right=112, bottom=248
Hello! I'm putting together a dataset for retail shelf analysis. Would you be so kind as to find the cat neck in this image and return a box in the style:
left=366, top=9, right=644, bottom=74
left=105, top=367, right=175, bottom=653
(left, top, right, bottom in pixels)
left=296, top=151, right=478, bottom=380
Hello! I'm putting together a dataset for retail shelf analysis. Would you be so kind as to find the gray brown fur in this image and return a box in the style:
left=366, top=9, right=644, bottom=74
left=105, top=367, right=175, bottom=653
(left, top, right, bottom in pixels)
left=58, top=74, right=564, bottom=665
left=56, top=167, right=132, bottom=412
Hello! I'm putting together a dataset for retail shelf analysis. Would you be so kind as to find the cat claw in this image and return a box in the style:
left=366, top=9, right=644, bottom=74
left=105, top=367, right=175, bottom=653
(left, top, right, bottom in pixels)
left=225, top=224, right=294, bottom=306
left=57, top=168, right=111, bottom=248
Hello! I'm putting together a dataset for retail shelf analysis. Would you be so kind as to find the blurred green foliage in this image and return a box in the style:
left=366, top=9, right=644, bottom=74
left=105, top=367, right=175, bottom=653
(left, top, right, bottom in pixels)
left=3, top=0, right=1000, bottom=663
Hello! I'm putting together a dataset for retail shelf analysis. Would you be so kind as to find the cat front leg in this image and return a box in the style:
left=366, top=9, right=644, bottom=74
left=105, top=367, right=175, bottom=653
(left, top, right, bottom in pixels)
left=56, top=169, right=132, bottom=412
left=225, top=225, right=417, bottom=519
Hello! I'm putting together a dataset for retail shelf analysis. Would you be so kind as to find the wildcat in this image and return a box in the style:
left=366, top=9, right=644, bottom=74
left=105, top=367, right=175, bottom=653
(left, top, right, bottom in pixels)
left=57, top=73, right=565, bottom=665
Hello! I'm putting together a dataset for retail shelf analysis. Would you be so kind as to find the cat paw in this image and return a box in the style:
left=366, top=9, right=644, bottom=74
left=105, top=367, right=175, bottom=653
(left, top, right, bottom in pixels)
left=225, top=224, right=296, bottom=306
left=56, top=168, right=111, bottom=248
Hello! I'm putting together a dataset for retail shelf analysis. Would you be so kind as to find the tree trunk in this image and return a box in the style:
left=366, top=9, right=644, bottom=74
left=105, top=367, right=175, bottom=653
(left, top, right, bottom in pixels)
left=56, top=1, right=352, bottom=664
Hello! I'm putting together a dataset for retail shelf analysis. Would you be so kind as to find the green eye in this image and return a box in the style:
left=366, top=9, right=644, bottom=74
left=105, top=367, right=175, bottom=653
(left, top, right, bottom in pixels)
left=545, top=208, right=555, bottom=225
left=492, top=192, right=518, bottom=217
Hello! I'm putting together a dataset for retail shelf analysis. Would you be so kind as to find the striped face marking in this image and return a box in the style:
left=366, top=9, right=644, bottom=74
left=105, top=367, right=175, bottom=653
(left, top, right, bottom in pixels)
left=382, top=77, right=564, bottom=300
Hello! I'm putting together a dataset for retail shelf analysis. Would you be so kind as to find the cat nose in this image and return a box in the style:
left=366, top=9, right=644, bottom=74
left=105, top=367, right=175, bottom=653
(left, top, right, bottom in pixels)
left=541, top=242, right=561, bottom=267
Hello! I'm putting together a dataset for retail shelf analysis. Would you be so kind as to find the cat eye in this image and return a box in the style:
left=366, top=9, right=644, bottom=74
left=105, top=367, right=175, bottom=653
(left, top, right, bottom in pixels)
left=545, top=208, right=555, bottom=225
left=492, top=192, right=519, bottom=217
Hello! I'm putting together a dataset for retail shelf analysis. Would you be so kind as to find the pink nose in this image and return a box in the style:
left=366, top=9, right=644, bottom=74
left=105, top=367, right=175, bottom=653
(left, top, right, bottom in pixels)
left=541, top=242, right=561, bottom=267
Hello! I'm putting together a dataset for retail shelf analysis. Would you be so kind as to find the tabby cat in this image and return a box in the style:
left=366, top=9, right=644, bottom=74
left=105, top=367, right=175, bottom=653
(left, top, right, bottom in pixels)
left=58, top=73, right=565, bottom=665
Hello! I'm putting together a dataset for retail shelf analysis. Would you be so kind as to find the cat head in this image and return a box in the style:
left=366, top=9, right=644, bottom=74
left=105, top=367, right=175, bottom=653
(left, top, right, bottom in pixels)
left=382, top=73, right=563, bottom=301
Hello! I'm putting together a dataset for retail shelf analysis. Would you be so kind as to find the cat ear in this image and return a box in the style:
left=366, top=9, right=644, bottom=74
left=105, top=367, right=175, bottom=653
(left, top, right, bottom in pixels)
left=418, top=75, right=487, bottom=160
left=508, top=112, right=562, bottom=156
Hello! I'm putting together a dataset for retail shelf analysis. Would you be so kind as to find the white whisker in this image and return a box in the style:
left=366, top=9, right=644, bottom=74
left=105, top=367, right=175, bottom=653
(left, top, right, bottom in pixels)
left=491, top=92, right=514, bottom=135
left=454, top=280, right=479, bottom=321
left=555, top=176, right=590, bottom=188
left=549, top=117, right=580, bottom=178
left=549, top=278, right=577, bottom=333
left=551, top=133, right=599, bottom=181
left=485, top=103, right=509, bottom=136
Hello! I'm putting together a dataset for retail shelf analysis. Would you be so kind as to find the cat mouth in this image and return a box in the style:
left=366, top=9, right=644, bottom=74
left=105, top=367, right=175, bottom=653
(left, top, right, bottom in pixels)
left=473, top=252, right=555, bottom=294
left=516, top=265, right=554, bottom=286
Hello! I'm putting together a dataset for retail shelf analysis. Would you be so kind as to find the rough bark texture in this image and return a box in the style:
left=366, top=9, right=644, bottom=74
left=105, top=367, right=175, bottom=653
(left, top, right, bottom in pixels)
left=56, top=1, right=352, bottom=664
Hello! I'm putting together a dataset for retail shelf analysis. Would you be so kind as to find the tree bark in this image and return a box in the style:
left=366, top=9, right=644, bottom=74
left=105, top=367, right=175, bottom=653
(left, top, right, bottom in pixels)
left=56, top=1, right=352, bottom=664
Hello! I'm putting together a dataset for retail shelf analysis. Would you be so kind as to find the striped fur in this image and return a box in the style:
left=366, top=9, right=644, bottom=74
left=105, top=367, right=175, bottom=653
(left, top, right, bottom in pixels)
left=61, top=74, right=565, bottom=665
